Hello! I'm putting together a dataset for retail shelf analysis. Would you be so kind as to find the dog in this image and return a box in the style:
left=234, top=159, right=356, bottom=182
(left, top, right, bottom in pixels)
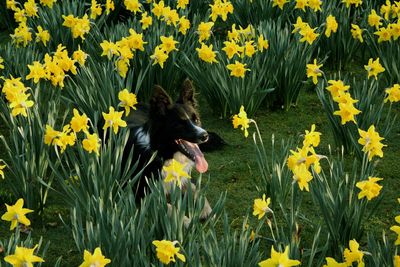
left=123, top=79, right=213, bottom=222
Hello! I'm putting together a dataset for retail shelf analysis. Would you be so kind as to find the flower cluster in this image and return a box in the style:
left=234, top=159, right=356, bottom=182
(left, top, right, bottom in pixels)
left=26, top=44, right=86, bottom=88
left=367, top=2, right=400, bottom=43
left=1, top=76, right=34, bottom=117
left=209, top=0, right=234, bottom=22
left=292, top=17, right=319, bottom=45
left=323, top=240, right=365, bottom=266
left=62, top=14, right=91, bottom=40
left=287, top=124, right=322, bottom=192
left=326, top=79, right=361, bottom=125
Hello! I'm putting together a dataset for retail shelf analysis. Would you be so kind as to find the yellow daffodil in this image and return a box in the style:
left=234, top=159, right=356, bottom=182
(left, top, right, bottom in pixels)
left=356, top=176, right=383, bottom=201
left=152, top=0, right=165, bottom=18
left=90, top=0, right=102, bottom=19
left=115, top=58, right=130, bottom=78
left=333, top=102, right=361, bottom=125
left=295, top=0, right=308, bottom=11
left=252, top=194, right=272, bottom=219
left=326, top=80, right=350, bottom=99
left=40, top=0, right=57, bottom=8
left=308, top=0, right=322, bottom=12
left=391, top=215, right=400, bottom=245
left=385, top=84, right=400, bottom=103
left=105, top=0, right=115, bottom=14
left=325, top=15, right=338, bottom=37
left=358, top=125, right=386, bottom=161
left=227, top=61, right=250, bottom=78
left=292, top=17, right=308, bottom=34
left=73, top=46, right=88, bottom=66
left=197, top=21, right=214, bottom=42
left=140, top=12, right=153, bottom=30
left=0, top=56, right=4, bottom=70
left=26, top=61, right=47, bottom=83
left=342, top=0, right=362, bottom=8
left=222, top=40, right=241, bottom=59
left=364, top=58, right=385, bottom=80
left=272, top=0, right=289, bottom=10
left=9, top=93, right=35, bottom=117
left=351, top=24, right=364, bottom=42
left=368, top=9, right=382, bottom=29
left=232, top=105, right=251, bottom=137
left=196, top=43, right=218, bottom=64
left=323, top=257, right=347, bottom=267
left=390, top=23, right=400, bottom=41
left=303, top=124, right=321, bottom=147
left=100, top=40, right=120, bottom=59
left=152, top=240, right=186, bottom=265
left=343, top=240, right=364, bottom=266
left=209, top=0, right=234, bottom=21
left=35, top=26, right=50, bottom=46
left=124, top=0, right=142, bottom=14
left=62, top=14, right=91, bottom=40
left=1, top=198, right=33, bottom=230
left=177, top=0, right=189, bottom=9
left=11, top=22, right=32, bottom=47
left=299, top=25, right=319, bottom=44
left=257, top=35, right=269, bottom=52
left=293, top=163, right=313, bottom=191
left=162, top=159, right=190, bottom=187
left=102, top=106, right=127, bottom=134
left=82, top=133, right=101, bottom=156
left=259, top=246, right=301, bottom=267
left=127, top=29, right=147, bottom=51
left=375, top=26, right=392, bottom=43
left=178, top=16, right=191, bottom=35
left=160, top=35, right=179, bottom=54
left=243, top=41, right=256, bottom=57
left=79, top=247, right=111, bottom=267
left=70, top=108, right=89, bottom=133
left=381, top=0, right=392, bottom=20
left=395, top=255, right=400, bottom=267
left=306, top=59, right=323, bottom=85
left=4, top=245, right=44, bottom=266
left=150, top=45, right=169, bottom=68
left=118, top=88, right=138, bottom=116
left=24, top=0, right=38, bottom=17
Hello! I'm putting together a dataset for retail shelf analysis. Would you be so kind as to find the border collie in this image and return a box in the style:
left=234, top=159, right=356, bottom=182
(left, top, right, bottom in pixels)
left=124, top=79, right=212, bottom=220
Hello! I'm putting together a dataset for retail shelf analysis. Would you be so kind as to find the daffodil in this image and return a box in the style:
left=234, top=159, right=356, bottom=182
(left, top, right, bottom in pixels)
left=333, top=102, right=361, bottom=125
left=390, top=215, right=400, bottom=245
left=303, top=124, right=321, bottom=147
left=243, top=41, right=256, bottom=57
left=105, top=0, right=115, bottom=14
left=102, top=106, right=127, bottom=134
left=152, top=0, right=165, bottom=18
left=253, top=194, right=272, bottom=219
left=292, top=17, right=308, bottom=34
left=124, top=0, right=142, bottom=14
left=272, top=0, right=289, bottom=10
left=308, top=0, right=322, bottom=12
left=26, top=61, right=47, bottom=83
left=196, top=43, right=218, bottom=64
left=358, top=125, right=386, bottom=161
left=11, top=22, right=32, bottom=47
left=227, top=61, right=250, bottom=78
left=9, top=93, right=35, bottom=117
left=299, top=25, right=319, bottom=44
left=364, top=58, right=385, bottom=80
left=177, top=0, right=189, bottom=9
left=343, top=240, right=364, bottom=266
left=1, top=198, right=33, bottom=230
left=293, top=163, right=313, bottom=191
left=326, top=80, right=350, bottom=100
left=325, top=15, right=338, bottom=37
left=79, top=247, right=111, bottom=267
left=40, top=0, right=57, bottom=8
left=100, top=40, right=120, bottom=59
left=35, top=26, right=50, bottom=46
left=0, top=56, right=4, bottom=70
left=153, top=240, right=186, bottom=265
left=394, top=255, right=400, bottom=267
left=90, top=0, right=102, bottom=19
left=356, top=176, right=383, bottom=201
left=82, top=133, right=101, bottom=156
left=197, top=21, right=214, bottom=42
left=24, top=0, right=38, bottom=17
left=259, top=246, right=301, bottom=267
left=222, top=40, right=241, bottom=59
left=70, top=109, right=89, bottom=133
left=306, top=59, right=323, bottom=84
left=150, top=45, right=169, bottom=68
left=351, top=24, right=364, bottom=42
left=368, top=9, right=382, bottom=29
left=375, top=27, right=392, bottom=43
left=118, top=89, right=138, bottom=116
left=127, top=29, right=147, bottom=51
left=160, top=35, right=179, bottom=54
left=390, top=23, right=400, bottom=41
left=73, top=46, right=88, bottom=66
left=4, top=245, right=44, bottom=266
left=385, top=84, right=400, bottom=103
left=178, top=16, right=191, bottom=35
left=162, top=159, right=190, bottom=187
left=323, top=257, right=347, bottom=267
left=232, top=105, right=251, bottom=137
left=257, top=35, right=269, bottom=52
left=140, top=12, right=152, bottom=30
left=295, top=0, right=308, bottom=11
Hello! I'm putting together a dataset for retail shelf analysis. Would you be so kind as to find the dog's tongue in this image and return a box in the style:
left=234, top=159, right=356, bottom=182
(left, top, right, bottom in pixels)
left=182, top=141, right=208, bottom=173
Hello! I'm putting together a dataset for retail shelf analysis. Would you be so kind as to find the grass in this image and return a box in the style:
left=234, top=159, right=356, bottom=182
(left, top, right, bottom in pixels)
left=0, top=84, right=399, bottom=265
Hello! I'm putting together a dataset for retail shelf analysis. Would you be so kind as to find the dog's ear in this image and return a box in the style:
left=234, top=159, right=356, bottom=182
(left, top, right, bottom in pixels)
left=177, top=78, right=197, bottom=107
left=150, top=85, right=172, bottom=116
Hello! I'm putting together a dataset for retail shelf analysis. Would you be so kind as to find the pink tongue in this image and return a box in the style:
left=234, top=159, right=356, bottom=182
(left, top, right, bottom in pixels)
left=182, top=141, right=209, bottom=173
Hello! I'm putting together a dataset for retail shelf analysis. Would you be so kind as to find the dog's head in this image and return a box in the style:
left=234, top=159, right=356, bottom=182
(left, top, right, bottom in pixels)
left=149, top=79, right=209, bottom=173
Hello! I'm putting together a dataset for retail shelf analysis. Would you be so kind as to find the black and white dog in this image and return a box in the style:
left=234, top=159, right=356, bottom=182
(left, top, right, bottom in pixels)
left=124, top=79, right=212, bottom=221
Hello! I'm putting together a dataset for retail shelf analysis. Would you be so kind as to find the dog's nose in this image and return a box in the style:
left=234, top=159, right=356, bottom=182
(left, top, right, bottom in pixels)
left=200, top=132, right=209, bottom=143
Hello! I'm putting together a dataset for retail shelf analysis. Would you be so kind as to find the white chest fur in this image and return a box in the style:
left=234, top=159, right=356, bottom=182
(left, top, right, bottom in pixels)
left=162, top=152, right=195, bottom=194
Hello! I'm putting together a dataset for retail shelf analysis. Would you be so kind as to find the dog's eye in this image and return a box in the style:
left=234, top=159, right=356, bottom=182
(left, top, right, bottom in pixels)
left=192, top=115, right=200, bottom=124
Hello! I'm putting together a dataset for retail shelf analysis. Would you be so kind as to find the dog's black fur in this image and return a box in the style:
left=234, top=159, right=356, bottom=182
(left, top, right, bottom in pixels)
left=123, top=79, right=211, bottom=198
